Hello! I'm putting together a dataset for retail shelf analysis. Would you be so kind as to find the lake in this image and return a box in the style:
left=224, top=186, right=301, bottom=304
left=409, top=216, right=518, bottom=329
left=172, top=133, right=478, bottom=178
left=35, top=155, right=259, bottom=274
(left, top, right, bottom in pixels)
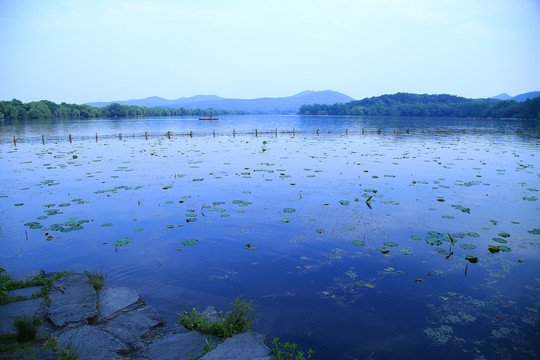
left=1, top=115, right=539, bottom=359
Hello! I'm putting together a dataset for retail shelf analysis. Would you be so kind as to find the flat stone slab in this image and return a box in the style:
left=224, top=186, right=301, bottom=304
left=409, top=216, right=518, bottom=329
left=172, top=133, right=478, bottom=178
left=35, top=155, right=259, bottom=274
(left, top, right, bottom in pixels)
left=145, top=331, right=215, bottom=360
left=0, top=298, right=43, bottom=334
left=56, top=324, right=140, bottom=360
left=47, top=275, right=97, bottom=327
left=8, top=286, right=43, bottom=299
left=105, top=305, right=163, bottom=337
left=97, top=285, right=143, bottom=323
left=201, top=332, right=273, bottom=360
left=13, top=270, right=45, bottom=282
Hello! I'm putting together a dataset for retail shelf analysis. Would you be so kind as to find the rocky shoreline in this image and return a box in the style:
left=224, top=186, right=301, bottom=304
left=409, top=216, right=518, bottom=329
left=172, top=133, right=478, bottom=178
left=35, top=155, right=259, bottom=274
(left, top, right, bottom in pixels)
left=0, top=270, right=273, bottom=360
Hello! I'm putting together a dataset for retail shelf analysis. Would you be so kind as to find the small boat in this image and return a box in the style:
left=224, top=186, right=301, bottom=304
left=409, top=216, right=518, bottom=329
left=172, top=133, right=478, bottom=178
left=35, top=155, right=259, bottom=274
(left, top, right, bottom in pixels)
left=199, top=116, right=219, bottom=120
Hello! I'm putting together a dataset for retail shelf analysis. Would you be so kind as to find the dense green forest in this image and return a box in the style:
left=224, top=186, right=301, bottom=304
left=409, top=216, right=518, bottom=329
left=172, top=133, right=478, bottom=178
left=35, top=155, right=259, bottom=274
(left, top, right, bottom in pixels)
left=298, top=93, right=540, bottom=118
left=0, top=99, right=247, bottom=120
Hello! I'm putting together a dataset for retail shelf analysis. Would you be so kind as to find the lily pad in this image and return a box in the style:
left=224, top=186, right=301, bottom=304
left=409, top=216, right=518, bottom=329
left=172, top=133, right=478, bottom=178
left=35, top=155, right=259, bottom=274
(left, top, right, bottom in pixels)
left=498, top=232, right=510, bottom=238
left=356, top=282, right=375, bottom=289
left=528, top=229, right=540, bottom=234
left=343, top=226, right=355, bottom=230
left=465, top=255, right=478, bottom=263
left=410, top=235, right=422, bottom=241
left=283, top=208, right=296, bottom=213
left=316, top=228, right=325, bottom=233
left=425, top=237, right=442, bottom=246
left=101, top=223, right=113, bottom=227
left=492, top=238, right=507, bottom=243
left=353, top=240, right=365, bottom=246
left=498, top=245, right=511, bottom=252
left=280, top=218, right=291, bottom=223
left=339, top=200, right=350, bottom=206
left=245, top=243, right=257, bottom=250
left=399, top=249, right=412, bottom=255
left=384, top=241, right=398, bottom=247
left=114, top=238, right=132, bottom=246
left=460, top=244, right=476, bottom=250
left=182, top=239, right=199, bottom=246
left=488, top=245, right=500, bottom=253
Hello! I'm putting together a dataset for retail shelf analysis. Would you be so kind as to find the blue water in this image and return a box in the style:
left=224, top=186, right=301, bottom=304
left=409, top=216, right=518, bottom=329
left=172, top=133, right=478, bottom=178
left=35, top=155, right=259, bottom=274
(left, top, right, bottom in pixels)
left=1, top=115, right=539, bottom=359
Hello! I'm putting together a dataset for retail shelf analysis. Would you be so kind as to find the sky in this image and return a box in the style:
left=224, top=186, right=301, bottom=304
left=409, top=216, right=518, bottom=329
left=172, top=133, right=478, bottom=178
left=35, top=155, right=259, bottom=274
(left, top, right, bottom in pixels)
left=0, top=0, right=539, bottom=104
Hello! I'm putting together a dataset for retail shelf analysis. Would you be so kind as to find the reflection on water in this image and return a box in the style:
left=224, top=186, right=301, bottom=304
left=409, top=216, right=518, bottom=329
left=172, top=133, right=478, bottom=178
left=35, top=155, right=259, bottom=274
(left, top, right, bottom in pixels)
left=1, top=116, right=539, bottom=359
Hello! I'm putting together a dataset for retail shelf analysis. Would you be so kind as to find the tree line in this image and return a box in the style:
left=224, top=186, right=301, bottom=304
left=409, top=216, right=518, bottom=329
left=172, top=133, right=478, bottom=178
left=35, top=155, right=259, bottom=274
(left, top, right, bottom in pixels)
left=0, top=99, right=248, bottom=120
left=298, top=93, right=540, bottom=118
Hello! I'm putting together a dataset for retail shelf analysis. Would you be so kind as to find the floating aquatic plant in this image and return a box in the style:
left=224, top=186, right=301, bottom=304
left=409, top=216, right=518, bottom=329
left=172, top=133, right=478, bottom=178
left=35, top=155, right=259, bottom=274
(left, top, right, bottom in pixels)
left=182, top=239, right=199, bottom=246
left=114, top=238, right=132, bottom=246
left=353, top=240, right=364, bottom=246
left=283, top=208, right=296, bottom=213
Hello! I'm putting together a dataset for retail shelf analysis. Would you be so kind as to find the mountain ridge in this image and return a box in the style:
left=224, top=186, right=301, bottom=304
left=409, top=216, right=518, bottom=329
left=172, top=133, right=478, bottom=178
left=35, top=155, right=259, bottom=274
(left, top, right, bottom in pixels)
left=490, top=91, right=540, bottom=102
left=86, top=90, right=355, bottom=114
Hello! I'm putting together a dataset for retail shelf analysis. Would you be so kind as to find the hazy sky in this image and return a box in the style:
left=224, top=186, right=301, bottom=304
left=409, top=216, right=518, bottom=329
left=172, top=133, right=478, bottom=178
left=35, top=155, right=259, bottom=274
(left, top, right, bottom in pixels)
left=1, top=0, right=539, bottom=104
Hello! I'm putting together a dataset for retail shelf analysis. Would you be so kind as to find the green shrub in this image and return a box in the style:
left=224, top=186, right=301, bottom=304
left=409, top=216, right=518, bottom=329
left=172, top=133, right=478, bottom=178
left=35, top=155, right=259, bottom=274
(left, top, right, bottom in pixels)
left=12, top=315, right=41, bottom=342
left=178, top=295, right=254, bottom=338
left=270, top=337, right=315, bottom=360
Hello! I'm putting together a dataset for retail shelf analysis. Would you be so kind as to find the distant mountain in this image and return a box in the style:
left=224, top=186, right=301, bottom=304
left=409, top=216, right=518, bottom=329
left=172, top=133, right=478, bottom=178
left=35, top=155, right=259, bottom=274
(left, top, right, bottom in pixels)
left=490, top=91, right=540, bottom=102
left=86, top=90, right=355, bottom=114
left=490, top=93, right=512, bottom=100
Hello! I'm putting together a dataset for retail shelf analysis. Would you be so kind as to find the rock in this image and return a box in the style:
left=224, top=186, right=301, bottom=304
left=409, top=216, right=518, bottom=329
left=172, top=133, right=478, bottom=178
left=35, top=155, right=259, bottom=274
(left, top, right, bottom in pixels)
left=97, top=285, right=144, bottom=323
left=145, top=331, right=217, bottom=360
left=8, top=286, right=43, bottom=299
left=106, top=305, right=163, bottom=337
left=47, top=275, right=97, bottom=327
left=0, top=298, right=43, bottom=334
left=13, top=270, right=45, bottom=282
left=56, top=324, right=141, bottom=360
left=200, top=332, right=273, bottom=360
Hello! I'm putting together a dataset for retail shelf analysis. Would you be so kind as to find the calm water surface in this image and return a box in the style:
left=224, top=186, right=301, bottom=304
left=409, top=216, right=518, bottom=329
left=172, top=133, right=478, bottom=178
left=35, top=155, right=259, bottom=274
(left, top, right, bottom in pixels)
left=1, top=115, right=539, bottom=359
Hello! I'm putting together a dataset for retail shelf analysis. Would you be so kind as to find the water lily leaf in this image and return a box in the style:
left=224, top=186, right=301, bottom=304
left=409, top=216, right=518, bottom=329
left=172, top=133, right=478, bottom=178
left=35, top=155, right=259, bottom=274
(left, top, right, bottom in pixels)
left=399, top=249, right=412, bottom=255
left=280, top=218, right=291, bottom=223
left=316, top=228, right=325, bottom=233
left=339, top=200, right=350, bottom=206
left=435, top=248, right=451, bottom=255
left=283, top=208, right=296, bottom=213
left=465, top=255, right=478, bottom=263
left=410, top=235, right=422, bottom=241
left=14, top=203, right=24, bottom=206
left=162, top=185, right=173, bottom=190
left=425, top=237, right=442, bottom=246
left=498, top=245, right=511, bottom=252
left=468, top=232, right=480, bottom=237
left=488, top=245, right=500, bottom=253
left=442, top=215, right=455, bottom=219
left=492, top=237, right=507, bottom=243
left=353, top=240, right=364, bottom=246
left=182, top=239, right=199, bottom=246
left=384, top=267, right=394, bottom=272
left=498, top=232, right=510, bottom=238
left=245, top=243, right=257, bottom=250
left=460, top=244, right=476, bottom=250
left=528, top=228, right=540, bottom=234
left=114, top=238, right=132, bottom=246
left=167, top=225, right=174, bottom=229
left=356, top=281, right=375, bottom=289
left=384, top=241, right=398, bottom=247
left=343, top=226, right=355, bottom=230
left=102, top=223, right=113, bottom=227
left=135, top=228, right=144, bottom=231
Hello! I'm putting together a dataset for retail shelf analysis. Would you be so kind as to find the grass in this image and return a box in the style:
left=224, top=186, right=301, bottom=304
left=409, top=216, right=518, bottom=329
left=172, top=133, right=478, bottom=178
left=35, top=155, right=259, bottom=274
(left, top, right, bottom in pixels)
left=12, top=315, right=41, bottom=342
left=0, top=327, right=79, bottom=360
left=0, top=267, right=74, bottom=305
left=177, top=295, right=255, bottom=338
left=83, top=270, right=106, bottom=290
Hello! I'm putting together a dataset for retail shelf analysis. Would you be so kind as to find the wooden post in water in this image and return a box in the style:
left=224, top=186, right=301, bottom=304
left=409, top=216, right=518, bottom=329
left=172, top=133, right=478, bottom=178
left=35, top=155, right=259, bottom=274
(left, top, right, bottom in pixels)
left=362, top=128, right=364, bottom=135
left=316, top=129, right=319, bottom=135
left=190, top=131, right=193, bottom=138
left=422, top=129, right=425, bottom=134
left=394, top=128, right=397, bottom=134
left=346, top=128, right=348, bottom=135
left=213, top=129, right=216, bottom=138
left=42, top=135, right=45, bottom=145
left=96, top=133, right=98, bottom=142
left=167, top=131, right=171, bottom=139
left=449, top=129, right=452, bottom=135
left=293, top=128, right=295, bottom=136
left=255, top=129, right=258, bottom=137
left=69, top=134, right=72, bottom=143
left=145, top=131, right=148, bottom=140
left=378, top=128, right=381, bottom=135
left=233, top=129, right=236, bottom=138
left=275, top=128, right=278, bottom=137
left=406, top=128, right=410, bottom=134
left=13, top=135, right=16, bottom=146
left=119, top=133, right=122, bottom=140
